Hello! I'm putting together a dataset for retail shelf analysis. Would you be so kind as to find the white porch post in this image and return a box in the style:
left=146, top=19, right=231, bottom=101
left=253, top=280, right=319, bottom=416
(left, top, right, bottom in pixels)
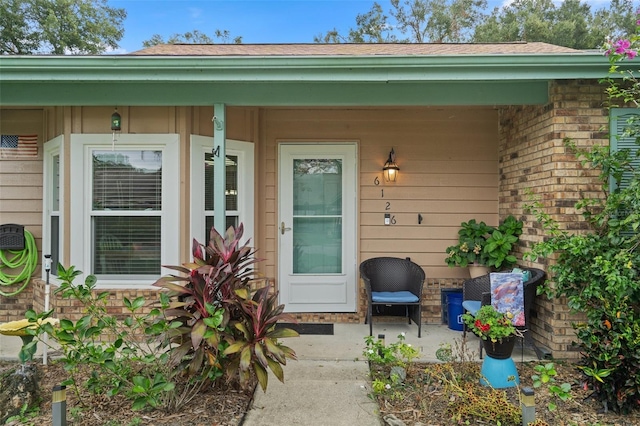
left=213, top=103, right=226, bottom=234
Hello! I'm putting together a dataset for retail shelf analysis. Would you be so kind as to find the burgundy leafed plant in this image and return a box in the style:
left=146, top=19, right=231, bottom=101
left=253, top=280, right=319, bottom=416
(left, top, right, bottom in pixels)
left=153, top=224, right=298, bottom=390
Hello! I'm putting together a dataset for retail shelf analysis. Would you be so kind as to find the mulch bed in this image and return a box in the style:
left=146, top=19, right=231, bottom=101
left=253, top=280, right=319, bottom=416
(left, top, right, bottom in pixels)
left=1, top=360, right=254, bottom=426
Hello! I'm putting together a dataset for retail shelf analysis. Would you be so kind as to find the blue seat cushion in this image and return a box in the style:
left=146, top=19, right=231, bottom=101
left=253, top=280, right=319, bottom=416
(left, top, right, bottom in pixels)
left=371, top=291, right=419, bottom=303
left=462, top=300, right=481, bottom=316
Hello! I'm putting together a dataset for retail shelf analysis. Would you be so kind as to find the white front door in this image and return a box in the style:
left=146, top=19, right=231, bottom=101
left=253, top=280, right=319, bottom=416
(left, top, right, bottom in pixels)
left=279, top=143, right=357, bottom=312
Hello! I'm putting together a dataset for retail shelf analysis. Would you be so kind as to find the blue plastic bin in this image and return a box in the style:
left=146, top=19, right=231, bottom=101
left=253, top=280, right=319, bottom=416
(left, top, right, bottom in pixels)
left=447, top=292, right=464, bottom=331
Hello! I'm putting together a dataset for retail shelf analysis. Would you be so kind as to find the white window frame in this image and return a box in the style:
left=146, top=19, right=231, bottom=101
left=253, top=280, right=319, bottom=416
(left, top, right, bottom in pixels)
left=70, top=134, right=180, bottom=288
left=190, top=136, right=254, bottom=247
left=42, top=135, right=64, bottom=280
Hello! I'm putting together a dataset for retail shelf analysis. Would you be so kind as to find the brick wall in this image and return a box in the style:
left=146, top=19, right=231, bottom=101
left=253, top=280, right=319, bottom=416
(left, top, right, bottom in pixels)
left=260, top=276, right=464, bottom=325
left=0, top=286, right=34, bottom=324
left=29, top=279, right=161, bottom=326
left=1, top=274, right=465, bottom=332
left=498, top=79, right=609, bottom=358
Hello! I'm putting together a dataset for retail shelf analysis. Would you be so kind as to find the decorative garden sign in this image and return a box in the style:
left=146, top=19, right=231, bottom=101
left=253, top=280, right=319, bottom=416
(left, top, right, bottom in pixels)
left=489, top=273, right=524, bottom=326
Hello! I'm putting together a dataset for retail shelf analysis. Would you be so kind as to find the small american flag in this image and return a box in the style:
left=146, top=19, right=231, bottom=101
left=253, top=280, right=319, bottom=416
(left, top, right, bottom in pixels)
left=0, top=134, right=38, bottom=159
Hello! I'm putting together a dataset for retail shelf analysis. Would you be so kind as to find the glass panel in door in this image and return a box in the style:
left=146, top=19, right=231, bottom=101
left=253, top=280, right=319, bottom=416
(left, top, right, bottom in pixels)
left=292, top=159, right=342, bottom=274
left=279, top=144, right=357, bottom=313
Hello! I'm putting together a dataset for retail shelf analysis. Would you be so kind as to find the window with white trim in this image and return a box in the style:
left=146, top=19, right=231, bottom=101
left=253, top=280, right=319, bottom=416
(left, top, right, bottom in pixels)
left=43, top=136, right=63, bottom=278
left=70, top=135, right=179, bottom=286
left=190, top=136, right=254, bottom=247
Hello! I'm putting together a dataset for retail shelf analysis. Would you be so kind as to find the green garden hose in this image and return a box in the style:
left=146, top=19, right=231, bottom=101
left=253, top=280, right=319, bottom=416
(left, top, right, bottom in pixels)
left=0, top=229, right=38, bottom=297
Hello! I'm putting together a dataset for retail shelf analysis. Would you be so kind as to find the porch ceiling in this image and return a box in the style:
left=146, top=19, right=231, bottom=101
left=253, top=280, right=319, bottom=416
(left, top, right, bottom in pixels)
left=0, top=52, right=618, bottom=106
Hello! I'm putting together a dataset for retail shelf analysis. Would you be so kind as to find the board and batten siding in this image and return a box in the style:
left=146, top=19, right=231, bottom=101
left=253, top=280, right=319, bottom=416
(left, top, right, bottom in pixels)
left=262, top=107, right=500, bottom=285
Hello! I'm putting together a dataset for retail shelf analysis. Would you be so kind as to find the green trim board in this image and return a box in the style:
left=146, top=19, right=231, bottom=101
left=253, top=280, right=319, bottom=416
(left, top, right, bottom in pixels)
left=0, top=50, right=621, bottom=107
left=0, top=81, right=550, bottom=106
left=0, top=53, right=618, bottom=82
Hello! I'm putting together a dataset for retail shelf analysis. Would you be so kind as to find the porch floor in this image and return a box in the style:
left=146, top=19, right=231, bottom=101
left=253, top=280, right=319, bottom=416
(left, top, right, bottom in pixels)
left=283, top=322, right=540, bottom=363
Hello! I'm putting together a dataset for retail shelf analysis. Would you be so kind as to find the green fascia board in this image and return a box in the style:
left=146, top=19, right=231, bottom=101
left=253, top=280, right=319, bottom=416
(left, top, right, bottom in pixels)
left=0, top=53, right=616, bottom=81
left=0, top=81, right=550, bottom=106
left=0, top=52, right=617, bottom=106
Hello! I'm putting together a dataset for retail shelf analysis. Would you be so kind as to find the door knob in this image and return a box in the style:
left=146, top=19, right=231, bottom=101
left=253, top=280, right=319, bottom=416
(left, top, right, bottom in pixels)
left=280, top=222, right=292, bottom=235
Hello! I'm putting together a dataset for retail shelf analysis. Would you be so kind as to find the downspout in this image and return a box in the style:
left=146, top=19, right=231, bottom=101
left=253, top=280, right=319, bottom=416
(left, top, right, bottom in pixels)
left=213, top=103, right=227, bottom=234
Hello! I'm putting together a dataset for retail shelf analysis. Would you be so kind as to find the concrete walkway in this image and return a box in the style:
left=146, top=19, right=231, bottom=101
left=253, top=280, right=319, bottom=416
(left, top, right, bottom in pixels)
left=0, top=322, right=539, bottom=425
left=243, top=359, right=378, bottom=426
left=242, top=322, right=539, bottom=426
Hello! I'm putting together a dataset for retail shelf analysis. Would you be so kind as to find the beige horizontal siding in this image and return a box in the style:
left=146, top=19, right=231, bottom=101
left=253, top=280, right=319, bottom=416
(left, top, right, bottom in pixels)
left=361, top=159, right=497, bottom=174
left=361, top=172, right=497, bottom=187
left=0, top=212, right=42, bottom=224
left=1, top=199, right=42, bottom=213
left=262, top=106, right=498, bottom=284
left=361, top=199, right=498, bottom=213
left=0, top=105, right=498, bottom=323
left=360, top=186, right=496, bottom=201
left=361, top=225, right=459, bottom=240
left=0, top=186, right=42, bottom=199
left=0, top=173, right=42, bottom=187
left=0, top=109, right=45, bottom=275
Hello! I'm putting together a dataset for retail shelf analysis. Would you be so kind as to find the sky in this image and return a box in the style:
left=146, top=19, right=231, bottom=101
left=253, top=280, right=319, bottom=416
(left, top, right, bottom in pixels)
left=110, top=0, right=611, bottom=53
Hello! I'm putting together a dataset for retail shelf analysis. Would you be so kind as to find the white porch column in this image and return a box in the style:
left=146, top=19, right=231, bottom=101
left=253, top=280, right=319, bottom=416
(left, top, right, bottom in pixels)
left=213, top=103, right=226, bottom=234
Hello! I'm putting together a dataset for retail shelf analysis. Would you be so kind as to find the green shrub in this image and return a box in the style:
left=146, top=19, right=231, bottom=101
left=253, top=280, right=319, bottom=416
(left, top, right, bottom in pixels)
left=26, top=224, right=298, bottom=412
left=525, top=137, right=640, bottom=413
left=26, top=264, right=183, bottom=411
left=525, top=26, right=640, bottom=411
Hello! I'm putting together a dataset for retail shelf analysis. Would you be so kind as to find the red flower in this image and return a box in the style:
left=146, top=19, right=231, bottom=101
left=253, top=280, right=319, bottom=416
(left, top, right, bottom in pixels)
left=474, top=319, right=490, bottom=334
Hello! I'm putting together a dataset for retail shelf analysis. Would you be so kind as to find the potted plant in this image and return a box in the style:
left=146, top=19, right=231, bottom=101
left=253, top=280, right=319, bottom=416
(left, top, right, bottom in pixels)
left=462, top=305, right=523, bottom=359
left=483, top=215, right=523, bottom=270
left=445, top=216, right=523, bottom=276
left=444, top=219, right=493, bottom=275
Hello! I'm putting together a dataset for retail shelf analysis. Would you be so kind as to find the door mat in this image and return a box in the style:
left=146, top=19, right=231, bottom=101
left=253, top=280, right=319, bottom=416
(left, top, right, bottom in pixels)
left=276, top=323, right=334, bottom=335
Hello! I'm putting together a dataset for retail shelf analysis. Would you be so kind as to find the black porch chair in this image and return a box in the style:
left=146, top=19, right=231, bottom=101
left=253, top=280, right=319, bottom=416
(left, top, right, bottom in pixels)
left=462, top=267, right=546, bottom=358
left=360, top=257, right=425, bottom=337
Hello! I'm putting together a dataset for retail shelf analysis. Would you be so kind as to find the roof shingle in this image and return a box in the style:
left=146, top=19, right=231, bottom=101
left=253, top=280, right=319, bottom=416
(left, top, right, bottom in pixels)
left=130, top=42, right=583, bottom=56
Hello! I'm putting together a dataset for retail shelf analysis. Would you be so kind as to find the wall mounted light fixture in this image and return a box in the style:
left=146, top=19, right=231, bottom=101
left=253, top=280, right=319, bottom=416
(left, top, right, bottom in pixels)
left=111, top=108, right=121, bottom=132
left=110, top=108, right=121, bottom=150
left=382, top=148, right=399, bottom=182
